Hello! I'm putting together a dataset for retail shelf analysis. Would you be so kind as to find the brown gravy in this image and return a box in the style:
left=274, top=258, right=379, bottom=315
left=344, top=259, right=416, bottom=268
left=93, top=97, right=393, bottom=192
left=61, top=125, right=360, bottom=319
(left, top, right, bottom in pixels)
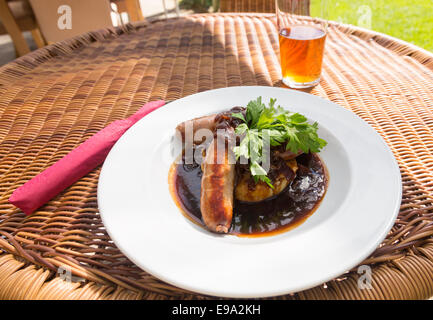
left=169, top=153, right=328, bottom=237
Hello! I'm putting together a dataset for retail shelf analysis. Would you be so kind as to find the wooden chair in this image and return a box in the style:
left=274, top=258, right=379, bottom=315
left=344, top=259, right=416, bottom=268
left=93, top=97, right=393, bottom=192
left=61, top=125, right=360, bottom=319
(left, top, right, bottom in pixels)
left=220, top=0, right=310, bottom=15
left=29, top=0, right=145, bottom=44
left=0, top=0, right=46, bottom=57
left=111, top=0, right=144, bottom=22
left=0, top=0, right=143, bottom=58
left=220, top=0, right=276, bottom=13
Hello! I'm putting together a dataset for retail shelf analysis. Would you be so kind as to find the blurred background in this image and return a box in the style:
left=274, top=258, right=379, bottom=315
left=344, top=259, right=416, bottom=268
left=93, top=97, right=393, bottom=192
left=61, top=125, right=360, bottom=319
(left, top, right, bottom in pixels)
left=0, top=0, right=431, bottom=66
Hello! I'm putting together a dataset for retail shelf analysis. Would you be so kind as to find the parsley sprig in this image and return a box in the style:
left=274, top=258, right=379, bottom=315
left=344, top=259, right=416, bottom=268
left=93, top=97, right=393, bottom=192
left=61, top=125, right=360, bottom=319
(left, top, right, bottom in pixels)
left=232, top=97, right=327, bottom=188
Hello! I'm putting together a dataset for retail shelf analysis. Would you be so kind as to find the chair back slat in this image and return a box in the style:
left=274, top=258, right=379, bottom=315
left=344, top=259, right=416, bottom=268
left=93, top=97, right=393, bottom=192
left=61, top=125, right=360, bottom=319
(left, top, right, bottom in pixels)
left=220, top=0, right=311, bottom=15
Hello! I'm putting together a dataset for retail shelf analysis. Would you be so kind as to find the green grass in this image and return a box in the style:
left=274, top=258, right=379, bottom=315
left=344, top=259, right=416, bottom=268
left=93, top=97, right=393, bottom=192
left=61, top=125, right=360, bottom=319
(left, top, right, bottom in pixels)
left=310, top=0, right=433, bottom=51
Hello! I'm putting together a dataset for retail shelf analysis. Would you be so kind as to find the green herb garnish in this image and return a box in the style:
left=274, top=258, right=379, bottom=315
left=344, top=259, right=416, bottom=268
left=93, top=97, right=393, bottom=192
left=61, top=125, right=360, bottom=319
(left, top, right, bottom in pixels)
left=232, top=97, right=327, bottom=188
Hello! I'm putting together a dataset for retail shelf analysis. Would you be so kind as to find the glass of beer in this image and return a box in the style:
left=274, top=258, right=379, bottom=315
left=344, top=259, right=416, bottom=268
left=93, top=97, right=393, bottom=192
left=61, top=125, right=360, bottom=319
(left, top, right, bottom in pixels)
left=277, top=0, right=328, bottom=88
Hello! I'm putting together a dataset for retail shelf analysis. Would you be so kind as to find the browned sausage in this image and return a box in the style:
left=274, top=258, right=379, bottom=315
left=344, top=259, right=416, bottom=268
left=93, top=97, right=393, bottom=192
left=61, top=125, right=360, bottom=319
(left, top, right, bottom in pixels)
left=200, top=128, right=236, bottom=233
left=176, top=114, right=217, bottom=143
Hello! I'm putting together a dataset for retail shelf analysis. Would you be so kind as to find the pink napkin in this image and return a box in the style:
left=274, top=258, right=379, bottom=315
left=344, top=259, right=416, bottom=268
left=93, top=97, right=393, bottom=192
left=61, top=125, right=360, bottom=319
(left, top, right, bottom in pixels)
left=9, top=100, right=165, bottom=215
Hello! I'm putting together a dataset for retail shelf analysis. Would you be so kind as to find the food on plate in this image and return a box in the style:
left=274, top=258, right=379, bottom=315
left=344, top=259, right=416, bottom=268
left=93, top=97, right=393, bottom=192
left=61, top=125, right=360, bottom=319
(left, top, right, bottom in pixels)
left=235, top=158, right=298, bottom=202
left=169, top=97, right=328, bottom=237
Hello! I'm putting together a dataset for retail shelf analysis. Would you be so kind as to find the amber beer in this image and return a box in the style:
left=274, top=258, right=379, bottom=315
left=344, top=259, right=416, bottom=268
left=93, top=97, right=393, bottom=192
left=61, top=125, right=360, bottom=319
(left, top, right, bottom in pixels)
left=279, top=25, right=326, bottom=87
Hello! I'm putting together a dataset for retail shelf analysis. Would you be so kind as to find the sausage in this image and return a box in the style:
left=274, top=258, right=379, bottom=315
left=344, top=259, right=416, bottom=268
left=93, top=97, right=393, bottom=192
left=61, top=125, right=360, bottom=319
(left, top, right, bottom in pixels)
left=176, top=114, right=217, bottom=144
left=200, top=127, right=236, bottom=233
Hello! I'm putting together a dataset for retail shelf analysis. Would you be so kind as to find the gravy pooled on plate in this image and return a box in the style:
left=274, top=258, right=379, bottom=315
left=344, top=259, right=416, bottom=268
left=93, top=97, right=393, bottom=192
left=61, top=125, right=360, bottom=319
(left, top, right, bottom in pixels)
left=169, top=151, right=327, bottom=237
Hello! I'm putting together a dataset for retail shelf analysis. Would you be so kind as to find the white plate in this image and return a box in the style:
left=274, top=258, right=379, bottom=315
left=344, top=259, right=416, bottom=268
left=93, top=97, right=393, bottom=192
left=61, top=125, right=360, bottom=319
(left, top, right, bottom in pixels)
left=98, top=86, right=401, bottom=298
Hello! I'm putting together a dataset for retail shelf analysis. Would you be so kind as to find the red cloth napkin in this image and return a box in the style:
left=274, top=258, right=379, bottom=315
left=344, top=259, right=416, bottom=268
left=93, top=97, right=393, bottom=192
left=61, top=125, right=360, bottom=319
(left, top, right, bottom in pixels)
left=9, top=100, right=165, bottom=215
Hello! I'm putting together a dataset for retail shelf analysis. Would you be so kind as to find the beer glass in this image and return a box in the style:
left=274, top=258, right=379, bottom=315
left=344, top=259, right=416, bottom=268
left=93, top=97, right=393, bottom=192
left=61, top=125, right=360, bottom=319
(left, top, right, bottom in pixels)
left=277, top=0, right=328, bottom=88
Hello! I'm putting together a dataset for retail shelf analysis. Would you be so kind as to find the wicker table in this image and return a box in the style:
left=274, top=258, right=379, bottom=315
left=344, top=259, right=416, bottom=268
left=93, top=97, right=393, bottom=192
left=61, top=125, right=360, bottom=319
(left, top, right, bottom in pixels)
left=0, top=13, right=432, bottom=300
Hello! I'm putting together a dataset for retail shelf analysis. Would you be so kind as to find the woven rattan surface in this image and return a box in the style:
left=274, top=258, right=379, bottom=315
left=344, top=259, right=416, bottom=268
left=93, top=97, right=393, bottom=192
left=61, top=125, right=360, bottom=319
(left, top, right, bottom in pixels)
left=0, top=13, right=433, bottom=300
